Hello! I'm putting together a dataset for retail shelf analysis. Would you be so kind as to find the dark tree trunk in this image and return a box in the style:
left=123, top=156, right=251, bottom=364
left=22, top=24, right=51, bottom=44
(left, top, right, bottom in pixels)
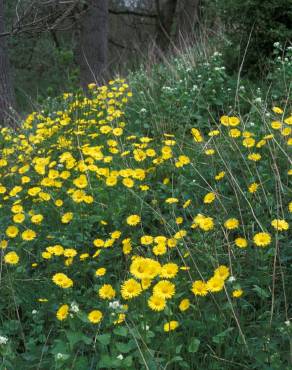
left=76, top=0, right=109, bottom=90
left=155, top=0, right=178, bottom=52
left=177, top=0, right=200, bottom=42
left=0, top=0, right=16, bottom=128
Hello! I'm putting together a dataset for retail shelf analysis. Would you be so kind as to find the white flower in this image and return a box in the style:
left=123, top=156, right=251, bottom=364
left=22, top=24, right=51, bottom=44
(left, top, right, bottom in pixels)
left=228, top=276, right=236, bottom=283
left=285, top=320, right=291, bottom=326
left=0, top=335, right=8, bottom=345
left=56, top=353, right=64, bottom=360
left=117, top=354, right=124, bottom=360
left=70, top=301, right=79, bottom=313
left=109, top=300, right=121, bottom=310
left=32, top=309, right=38, bottom=315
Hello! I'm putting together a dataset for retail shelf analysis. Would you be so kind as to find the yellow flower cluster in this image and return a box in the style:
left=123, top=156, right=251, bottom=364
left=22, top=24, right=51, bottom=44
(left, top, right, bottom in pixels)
left=192, top=265, right=230, bottom=296
left=0, top=79, right=290, bottom=338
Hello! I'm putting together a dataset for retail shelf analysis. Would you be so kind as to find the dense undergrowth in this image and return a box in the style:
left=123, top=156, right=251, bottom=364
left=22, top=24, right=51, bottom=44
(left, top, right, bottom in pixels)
left=0, top=45, right=291, bottom=370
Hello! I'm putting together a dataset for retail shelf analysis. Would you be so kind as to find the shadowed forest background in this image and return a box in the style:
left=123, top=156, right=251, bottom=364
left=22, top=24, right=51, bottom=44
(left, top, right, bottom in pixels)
left=1, top=0, right=291, bottom=123
left=1, top=0, right=203, bottom=119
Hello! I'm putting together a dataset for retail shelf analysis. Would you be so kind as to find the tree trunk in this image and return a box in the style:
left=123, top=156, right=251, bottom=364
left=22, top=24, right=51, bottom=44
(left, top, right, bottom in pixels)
left=176, top=0, right=200, bottom=43
left=76, top=0, right=109, bottom=90
left=155, top=0, right=178, bottom=52
left=0, top=0, right=16, bottom=128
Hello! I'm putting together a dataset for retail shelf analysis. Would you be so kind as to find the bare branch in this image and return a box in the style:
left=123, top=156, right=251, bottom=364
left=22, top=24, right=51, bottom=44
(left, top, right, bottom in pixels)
left=109, top=8, right=157, bottom=18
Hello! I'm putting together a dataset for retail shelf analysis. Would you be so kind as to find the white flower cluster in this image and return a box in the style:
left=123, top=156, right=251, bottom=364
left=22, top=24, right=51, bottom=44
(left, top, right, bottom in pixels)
left=109, top=300, right=123, bottom=310
left=213, top=51, right=223, bottom=57
left=70, top=301, right=79, bottom=313
left=0, top=335, right=8, bottom=345
left=214, top=67, right=222, bottom=71
left=162, top=86, right=175, bottom=93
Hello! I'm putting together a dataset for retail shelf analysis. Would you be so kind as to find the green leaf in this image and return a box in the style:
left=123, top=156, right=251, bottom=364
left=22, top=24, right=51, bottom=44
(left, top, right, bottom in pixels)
left=76, top=311, right=89, bottom=323
left=51, top=340, right=69, bottom=355
left=99, top=355, right=120, bottom=368
left=166, top=356, right=184, bottom=365
left=66, top=331, right=92, bottom=349
left=188, top=338, right=200, bottom=353
left=66, top=331, right=81, bottom=349
left=122, top=356, right=133, bottom=367
left=3, top=320, right=20, bottom=334
left=146, top=330, right=155, bottom=338
left=212, top=328, right=234, bottom=344
left=253, top=285, right=270, bottom=298
left=81, top=335, right=92, bottom=345
left=114, top=326, right=128, bottom=337
left=74, top=357, right=89, bottom=370
left=96, top=333, right=111, bottom=345
left=115, top=341, right=135, bottom=353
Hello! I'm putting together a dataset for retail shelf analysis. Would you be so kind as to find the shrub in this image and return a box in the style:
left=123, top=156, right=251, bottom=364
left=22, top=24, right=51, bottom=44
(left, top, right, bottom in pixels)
left=127, top=49, right=253, bottom=135
left=208, top=0, right=292, bottom=76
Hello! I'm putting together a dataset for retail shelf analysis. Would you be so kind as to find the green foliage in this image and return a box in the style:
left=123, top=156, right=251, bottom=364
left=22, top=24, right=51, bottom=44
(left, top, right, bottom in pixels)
left=3, top=0, right=79, bottom=111
left=127, top=49, right=243, bottom=135
left=0, top=46, right=291, bottom=370
left=267, top=44, right=292, bottom=101
left=208, top=0, right=292, bottom=76
left=8, top=34, right=79, bottom=111
left=127, top=44, right=291, bottom=135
